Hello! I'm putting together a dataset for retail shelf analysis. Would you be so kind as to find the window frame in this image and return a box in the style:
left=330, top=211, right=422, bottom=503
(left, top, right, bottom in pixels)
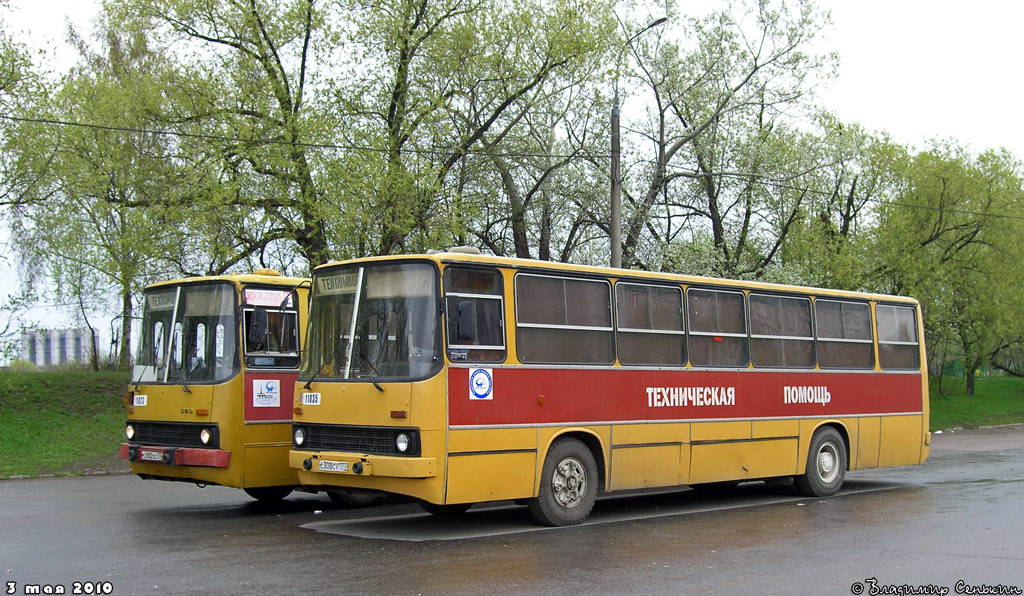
left=241, top=284, right=303, bottom=369
left=814, top=298, right=875, bottom=370
left=876, top=303, right=921, bottom=370
left=748, top=292, right=815, bottom=369
left=685, top=287, right=749, bottom=368
left=614, top=282, right=686, bottom=366
left=444, top=265, right=508, bottom=363
left=514, top=272, right=614, bottom=365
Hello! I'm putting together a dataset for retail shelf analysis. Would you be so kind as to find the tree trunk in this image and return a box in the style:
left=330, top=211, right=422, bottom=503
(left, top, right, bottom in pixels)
left=119, top=286, right=133, bottom=371
left=965, top=358, right=982, bottom=396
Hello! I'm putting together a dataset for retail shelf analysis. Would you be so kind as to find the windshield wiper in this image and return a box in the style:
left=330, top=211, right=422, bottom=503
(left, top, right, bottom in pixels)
left=351, top=351, right=384, bottom=393
left=303, top=349, right=338, bottom=390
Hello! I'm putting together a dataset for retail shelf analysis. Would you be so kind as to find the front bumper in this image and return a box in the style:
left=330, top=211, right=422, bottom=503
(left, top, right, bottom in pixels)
left=289, top=450, right=436, bottom=478
left=120, top=443, right=231, bottom=468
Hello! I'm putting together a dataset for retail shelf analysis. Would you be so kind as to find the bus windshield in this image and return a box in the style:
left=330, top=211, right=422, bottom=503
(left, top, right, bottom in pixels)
left=303, top=262, right=440, bottom=382
left=133, top=282, right=239, bottom=384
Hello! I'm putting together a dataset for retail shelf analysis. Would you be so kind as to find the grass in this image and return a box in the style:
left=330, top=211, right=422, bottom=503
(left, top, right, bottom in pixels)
left=929, top=375, right=1024, bottom=431
left=0, top=371, right=1021, bottom=479
left=0, top=371, right=129, bottom=478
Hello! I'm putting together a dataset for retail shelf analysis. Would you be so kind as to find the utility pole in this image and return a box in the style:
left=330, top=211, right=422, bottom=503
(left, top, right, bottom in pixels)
left=610, top=16, right=667, bottom=270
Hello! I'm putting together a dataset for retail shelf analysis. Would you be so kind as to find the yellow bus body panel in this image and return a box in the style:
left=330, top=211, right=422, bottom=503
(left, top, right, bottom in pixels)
left=609, top=423, right=690, bottom=491
left=855, top=416, right=881, bottom=470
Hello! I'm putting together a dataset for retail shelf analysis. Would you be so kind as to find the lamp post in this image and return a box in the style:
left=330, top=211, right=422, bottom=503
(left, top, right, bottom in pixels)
left=611, top=16, right=667, bottom=270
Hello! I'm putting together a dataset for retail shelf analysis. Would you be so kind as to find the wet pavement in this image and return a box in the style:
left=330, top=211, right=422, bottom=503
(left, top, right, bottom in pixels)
left=1, top=426, right=1022, bottom=595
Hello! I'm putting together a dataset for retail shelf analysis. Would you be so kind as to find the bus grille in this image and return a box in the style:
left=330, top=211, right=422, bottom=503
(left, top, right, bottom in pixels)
left=298, top=424, right=416, bottom=456
left=131, top=421, right=215, bottom=449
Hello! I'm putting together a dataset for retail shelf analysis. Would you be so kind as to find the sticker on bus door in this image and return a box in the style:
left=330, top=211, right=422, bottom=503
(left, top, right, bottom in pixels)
left=469, top=368, right=493, bottom=400
left=253, top=379, right=281, bottom=408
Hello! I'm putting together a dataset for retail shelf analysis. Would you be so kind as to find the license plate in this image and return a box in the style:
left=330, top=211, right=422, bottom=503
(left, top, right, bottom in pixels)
left=302, top=392, right=321, bottom=406
left=139, top=449, right=164, bottom=462
left=318, top=460, right=348, bottom=473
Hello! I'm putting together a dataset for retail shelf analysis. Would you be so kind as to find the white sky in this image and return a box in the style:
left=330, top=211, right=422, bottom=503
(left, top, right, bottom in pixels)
left=3, top=0, right=1023, bottom=356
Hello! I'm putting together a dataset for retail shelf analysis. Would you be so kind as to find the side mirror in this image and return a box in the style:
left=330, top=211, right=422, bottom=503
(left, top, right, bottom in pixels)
left=249, top=308, right=268, bottom=345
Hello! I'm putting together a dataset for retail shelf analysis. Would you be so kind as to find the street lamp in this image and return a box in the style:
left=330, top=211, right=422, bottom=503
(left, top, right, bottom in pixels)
left=611, top=16, right=667, bottom=270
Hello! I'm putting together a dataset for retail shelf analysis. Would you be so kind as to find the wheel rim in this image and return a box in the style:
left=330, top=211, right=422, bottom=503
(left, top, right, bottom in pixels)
left=551, top=456, right=587, bottom=509
left=816, top=442, right=840, bottom=484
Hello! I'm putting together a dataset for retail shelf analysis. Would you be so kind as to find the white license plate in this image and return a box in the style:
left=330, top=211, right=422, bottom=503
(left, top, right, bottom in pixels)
left=139, top=449, right=163, bottom=462
left=302, top=392, right=321, bottom=406
left=318, top=460, right=348, bottom=473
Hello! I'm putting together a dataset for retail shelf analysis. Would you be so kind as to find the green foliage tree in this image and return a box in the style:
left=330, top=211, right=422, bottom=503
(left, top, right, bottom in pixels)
left=335, top=0, right=617, bottom=256
left=4, top=22, right=199, bottom=369
left=619, top=0, right=836, bottom=274
left=874, top=143, right=1024, bottom=394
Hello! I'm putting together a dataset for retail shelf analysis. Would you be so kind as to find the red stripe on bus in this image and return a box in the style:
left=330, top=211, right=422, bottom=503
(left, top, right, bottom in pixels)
left=447, top=367, right=922, bottom=426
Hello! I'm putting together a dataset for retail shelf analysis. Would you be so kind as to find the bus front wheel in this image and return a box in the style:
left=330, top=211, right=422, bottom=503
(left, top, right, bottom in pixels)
left=327, top=487, right=381, bottom=507
left=795, top=427, right=847, bottom=497
left=243, top=486, right=293, bottom=502
left=528, top=438, right=598, bottom=527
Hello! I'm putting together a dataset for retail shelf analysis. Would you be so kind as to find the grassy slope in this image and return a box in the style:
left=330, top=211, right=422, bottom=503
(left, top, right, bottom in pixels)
left=0, top=371, right=130, bottom=477
left=0, top=372, right=1021, bottom=478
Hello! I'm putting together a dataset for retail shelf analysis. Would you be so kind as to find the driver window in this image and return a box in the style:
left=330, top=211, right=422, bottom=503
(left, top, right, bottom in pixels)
left=242, top=289, right=301, bottom=368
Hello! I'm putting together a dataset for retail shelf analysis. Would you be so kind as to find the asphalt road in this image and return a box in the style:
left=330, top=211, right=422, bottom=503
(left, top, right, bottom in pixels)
left=2, top=427, right=1023, bottom=596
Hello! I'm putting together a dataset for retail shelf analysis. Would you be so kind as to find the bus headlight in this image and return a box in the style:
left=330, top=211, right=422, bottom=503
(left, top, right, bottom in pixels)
left=125, top=424, right=135, bottom=440
left=396, top=433, right=410, bottom=453
left=200, top=428, right=212, bottom=445
left=294, top=427, right=306, bottom=447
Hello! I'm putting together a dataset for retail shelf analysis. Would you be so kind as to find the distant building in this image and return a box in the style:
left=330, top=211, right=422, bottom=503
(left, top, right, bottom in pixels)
left=20, top=328, right=93, bottom=368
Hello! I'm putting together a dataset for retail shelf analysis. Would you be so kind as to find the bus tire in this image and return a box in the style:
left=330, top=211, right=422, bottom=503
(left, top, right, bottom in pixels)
left=419, top=501, right=473, bottom=517
left=528, top=438, right=598, bottom=527
left=327, top=487, right=380, bottom=507
left=243, top=486, right=293, bottom=502
left=795, top=426, right=847, bottom=497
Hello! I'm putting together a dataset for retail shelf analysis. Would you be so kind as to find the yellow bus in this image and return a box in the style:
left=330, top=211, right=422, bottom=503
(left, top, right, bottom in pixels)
left=290, top=250, right=929, bottom=524
left=121, top=270, right=310, bottom=502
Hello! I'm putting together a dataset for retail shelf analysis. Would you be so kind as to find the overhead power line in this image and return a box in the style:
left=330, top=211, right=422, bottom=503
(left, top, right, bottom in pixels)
left=5, top=114, right=1023, bottom=223
left=0, top=114, right=611, bottom=161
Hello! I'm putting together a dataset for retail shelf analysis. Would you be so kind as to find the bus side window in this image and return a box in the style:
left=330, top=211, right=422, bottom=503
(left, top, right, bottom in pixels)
left=815, top=299, right=874, bottom=369
left=445, top=266, right=506, bottom=363
left=749, top=294, right=814, bottom=368
left=244, top=306, right=301, bottom=368
left=615, top=283, right=685, bottom=366
left=516, top=274, right=613, bottom=365
left=686, top=288, right=748, bottom=367
left=877, top=304, right=920, bottom=369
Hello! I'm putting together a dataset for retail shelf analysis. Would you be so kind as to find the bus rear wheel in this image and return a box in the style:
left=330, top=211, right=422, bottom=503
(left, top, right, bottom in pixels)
left=795, top=426, right=847, bottom=497
left=528, top=438, right=598, bottom=527
left=243, top=486, right=293, bottom=502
